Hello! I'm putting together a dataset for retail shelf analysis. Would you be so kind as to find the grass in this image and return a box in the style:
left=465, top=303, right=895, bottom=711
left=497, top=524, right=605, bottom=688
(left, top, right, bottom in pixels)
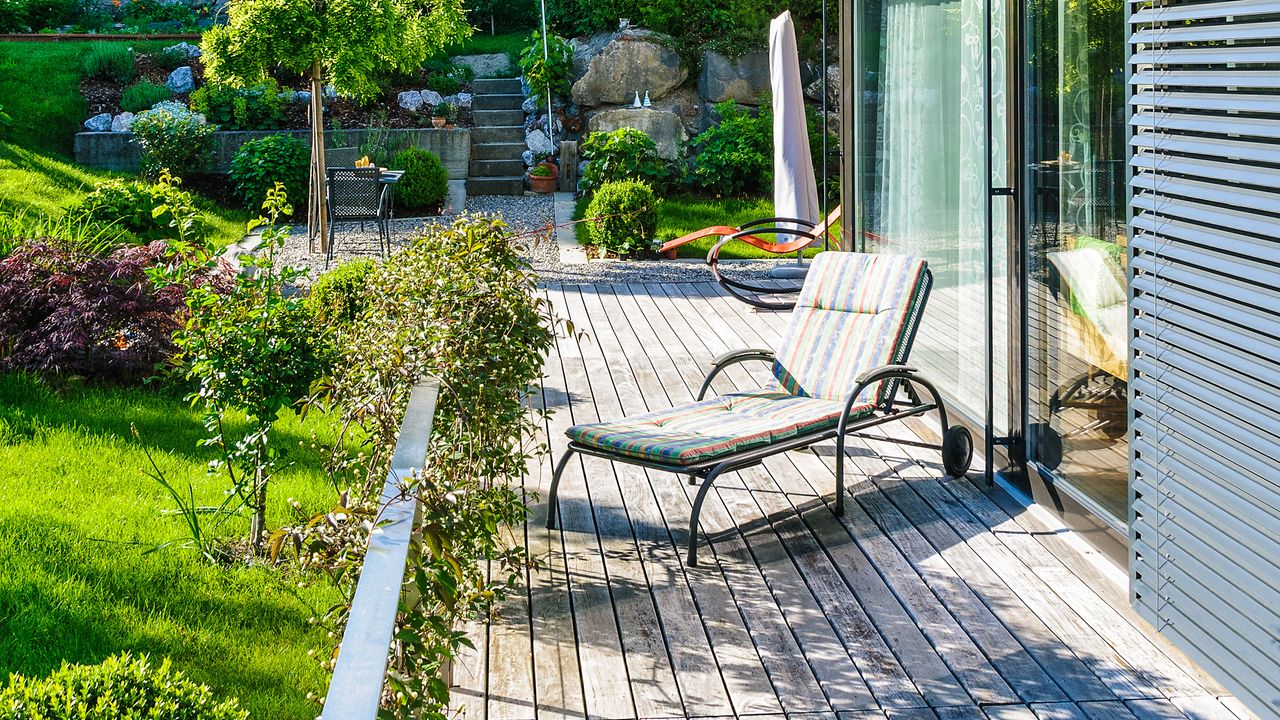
left=0, top=40, right=174, bottom=158
left=0, top=372, right=345, bottom=719
left=440, top=30, right=528, bottom=61
left=576, top=193, right=833, bottom=260
left=0, top=142, right=249, bottom=251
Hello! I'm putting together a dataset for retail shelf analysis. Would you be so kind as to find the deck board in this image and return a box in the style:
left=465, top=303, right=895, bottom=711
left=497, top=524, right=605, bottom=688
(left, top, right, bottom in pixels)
left=464, top=280, right=1245, bottom=720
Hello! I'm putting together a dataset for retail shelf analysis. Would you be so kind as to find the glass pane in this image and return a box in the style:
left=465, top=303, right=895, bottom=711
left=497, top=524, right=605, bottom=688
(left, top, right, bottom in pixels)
left=855, top=0, right=1007, bottom=423
left=1024, top=0, right=1128, bottom=521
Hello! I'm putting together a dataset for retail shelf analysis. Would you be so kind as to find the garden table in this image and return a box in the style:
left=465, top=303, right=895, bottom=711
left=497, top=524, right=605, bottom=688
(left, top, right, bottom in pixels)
left=378, top=170, right=404, bottom=219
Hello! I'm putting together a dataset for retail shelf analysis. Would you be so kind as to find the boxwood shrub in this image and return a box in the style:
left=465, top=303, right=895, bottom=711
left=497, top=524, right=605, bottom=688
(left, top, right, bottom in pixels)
left=390, top=147, right=449, bottom=212
left=584, top=179, right=657, bottom=257
left=306, top=258, right=375, bottom=331
left=230, top=133, right=309, bottom=212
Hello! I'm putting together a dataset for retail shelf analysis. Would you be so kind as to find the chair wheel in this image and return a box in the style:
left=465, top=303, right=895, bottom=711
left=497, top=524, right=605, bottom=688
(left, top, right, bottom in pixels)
left=1028, top=422, right=1063, bottom=470
left=942, top=424, right=973, bottom=478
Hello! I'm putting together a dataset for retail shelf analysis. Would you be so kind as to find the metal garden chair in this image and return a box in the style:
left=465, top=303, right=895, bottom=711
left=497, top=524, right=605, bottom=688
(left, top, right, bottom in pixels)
left=544, top=251, right=975, bottom=566
left=325, top=166, right=391, bottom=267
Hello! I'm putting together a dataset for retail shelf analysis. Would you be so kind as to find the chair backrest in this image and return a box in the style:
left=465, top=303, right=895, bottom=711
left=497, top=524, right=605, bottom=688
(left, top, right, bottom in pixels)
left=325, top=147, right=361, bottom=168
left=327, top=167, right=382, bottom=220
left=772, top=251, right=931, bottom=406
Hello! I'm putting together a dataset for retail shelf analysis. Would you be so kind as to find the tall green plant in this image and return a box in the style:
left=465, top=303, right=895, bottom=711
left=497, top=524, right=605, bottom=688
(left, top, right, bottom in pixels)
left=518, top=31, right=573, bottom=107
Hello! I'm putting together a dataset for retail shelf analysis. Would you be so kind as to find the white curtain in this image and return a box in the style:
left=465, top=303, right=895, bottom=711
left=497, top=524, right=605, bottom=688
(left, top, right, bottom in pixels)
left=868, top=0, right=1005, bottom=421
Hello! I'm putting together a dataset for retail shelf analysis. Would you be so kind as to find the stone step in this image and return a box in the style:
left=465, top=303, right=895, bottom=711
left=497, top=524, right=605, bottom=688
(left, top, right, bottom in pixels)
left=472, top=77, right=523, bottom=94
left=468, top=176, right=525, bottom=195
left=471, top=125, right=525, bottom=143
left=473, top=93, right=524, bottom=111
left=471, top=141, right=527, bottom=161
left=472, top=109, right=525, bottom=126
left=470, top=159, right=525, bottom=177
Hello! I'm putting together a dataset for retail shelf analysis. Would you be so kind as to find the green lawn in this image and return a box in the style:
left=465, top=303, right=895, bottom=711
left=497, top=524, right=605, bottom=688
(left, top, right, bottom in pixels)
left=576, top=194, right=833, bottom=260
left=0, top=40, right=174, bottom=158
left=439, top=31, right=527, bottom=69
left=0, top=142, right=249, bottom=250
left=0, top=372, right=344, bottom=719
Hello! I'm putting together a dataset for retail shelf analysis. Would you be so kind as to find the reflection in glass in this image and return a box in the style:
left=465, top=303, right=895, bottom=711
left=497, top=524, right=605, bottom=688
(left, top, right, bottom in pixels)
left=856, top=0, right=1008, bottom=425
left=1024, top=0, right=1128, bottom=521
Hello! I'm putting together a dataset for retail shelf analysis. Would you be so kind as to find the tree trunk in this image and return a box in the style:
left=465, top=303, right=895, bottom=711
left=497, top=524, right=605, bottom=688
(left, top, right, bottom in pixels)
left=308, top=60, right=330, bottom=252
left=249, top=466, right=268, bottom=553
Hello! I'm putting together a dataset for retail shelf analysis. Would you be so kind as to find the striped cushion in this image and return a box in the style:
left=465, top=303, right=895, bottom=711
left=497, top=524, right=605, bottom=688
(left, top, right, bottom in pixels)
left=567, top=388, right=874, bottom=465
left=772, top=252, right=929, bottom=405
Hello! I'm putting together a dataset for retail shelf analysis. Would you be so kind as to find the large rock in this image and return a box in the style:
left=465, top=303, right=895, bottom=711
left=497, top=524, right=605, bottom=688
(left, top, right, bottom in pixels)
left=421, top=89, right=444, bottom=107
left=84, top=113, right=112, bottom=132
left=165, top=41, right=201, bottom=58
left=571, top=33, right=686, bottom=107
left=699, top=50, right=769, bottom=105
left=453, top=53, right=511, bottom=78
left=587, top=107, right=686, bottom=160
left=111, top=112, right=135, bottom=132
left=165, top=66, right=194, bottom=93
left=526, top=128, right=554, bottom=156
left=397, top=90, right=424, bottom=111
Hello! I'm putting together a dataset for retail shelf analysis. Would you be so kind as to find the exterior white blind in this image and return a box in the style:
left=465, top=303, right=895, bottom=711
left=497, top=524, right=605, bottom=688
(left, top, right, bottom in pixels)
left=1128, top=1, right=1280, bottom=717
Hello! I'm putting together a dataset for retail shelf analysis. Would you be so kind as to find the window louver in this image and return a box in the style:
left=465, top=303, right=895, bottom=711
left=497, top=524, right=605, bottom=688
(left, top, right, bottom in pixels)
left=1128, top=0, right=1280, bottom=717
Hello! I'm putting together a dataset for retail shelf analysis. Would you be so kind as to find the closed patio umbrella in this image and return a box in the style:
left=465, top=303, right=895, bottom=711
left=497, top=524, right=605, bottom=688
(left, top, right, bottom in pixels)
left=769, top=10, right=821, bottom=278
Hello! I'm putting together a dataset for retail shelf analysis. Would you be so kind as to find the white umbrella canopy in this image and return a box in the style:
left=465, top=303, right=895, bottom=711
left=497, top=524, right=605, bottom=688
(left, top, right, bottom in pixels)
left=770, top=10, right=821, bottom=233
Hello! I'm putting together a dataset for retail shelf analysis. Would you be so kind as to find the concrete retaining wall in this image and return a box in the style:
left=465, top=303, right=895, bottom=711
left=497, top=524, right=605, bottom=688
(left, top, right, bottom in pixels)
left=74, top=127, right=472, bottom=179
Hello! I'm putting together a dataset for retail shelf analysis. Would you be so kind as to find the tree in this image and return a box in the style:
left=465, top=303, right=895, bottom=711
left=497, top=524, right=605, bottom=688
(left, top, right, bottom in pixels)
left=201, top=0, right=471, bottom=250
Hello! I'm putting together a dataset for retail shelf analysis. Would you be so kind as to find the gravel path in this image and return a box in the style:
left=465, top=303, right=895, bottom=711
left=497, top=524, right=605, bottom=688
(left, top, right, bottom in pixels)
left=270, top=194, right=792, bottom=286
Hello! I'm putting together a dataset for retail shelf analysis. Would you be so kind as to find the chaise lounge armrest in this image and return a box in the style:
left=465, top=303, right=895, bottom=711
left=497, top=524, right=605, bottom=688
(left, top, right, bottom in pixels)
left=697, top=348, right=777, bottom=400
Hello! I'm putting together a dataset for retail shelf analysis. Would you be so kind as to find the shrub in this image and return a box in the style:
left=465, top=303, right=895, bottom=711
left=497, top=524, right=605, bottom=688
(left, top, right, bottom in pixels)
left=306, top=258, right=374, bottom=330
left=81, top=43, right=136, bottom=84
left=154, top=44, right=191, bottom=71
left=22, top=0, right=81, bottom=30
left=580, top=127, right=673, bottom=191
left=688, top=100, right=772, bottom=196
left=230, top=133, right=309, bottom=212
left=129, top=100, right=217, bottom=178
left=391, top=147, right=449, bottom=212
left=0, top=653, right=247, bottom=720
left=121, top=79, right=174, bottom=113
left=0, top=240, right=195, bottom=378
left=519, top=30, right=573, bottom=106
left=189, top=79, right=284, bottom=131
left=422, top=58, right=472, bottom=96
left=585, top=179, right=657, bottom=256
left=75, top=173, right=200, bottom=242
left=0, top=0, right=26, bottom=32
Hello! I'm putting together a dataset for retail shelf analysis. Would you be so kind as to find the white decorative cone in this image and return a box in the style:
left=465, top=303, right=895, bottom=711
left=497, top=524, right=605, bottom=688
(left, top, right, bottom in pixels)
left=770, top=10, right=820, bottom=235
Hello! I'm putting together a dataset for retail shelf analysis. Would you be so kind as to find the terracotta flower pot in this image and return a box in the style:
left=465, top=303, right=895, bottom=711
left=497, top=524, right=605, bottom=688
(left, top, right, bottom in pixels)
left=431, top=116, right=447, bottom=128
left=528, top=172, right=556, bottom=193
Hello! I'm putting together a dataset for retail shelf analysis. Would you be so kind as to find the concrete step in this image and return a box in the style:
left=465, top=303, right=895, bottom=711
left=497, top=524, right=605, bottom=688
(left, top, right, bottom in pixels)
left=468, top=176, right=525, bottom=195
left=472, top=109, right=525, bottom=126
left=470, top=159, right=525, bottom=177
left=473, top=93, right=524, bottom=111
left=471, top=125, right=524, bottom=143
left=472, top=77, right=522, bottom=94
left=471, top=141, right=527, bottom=161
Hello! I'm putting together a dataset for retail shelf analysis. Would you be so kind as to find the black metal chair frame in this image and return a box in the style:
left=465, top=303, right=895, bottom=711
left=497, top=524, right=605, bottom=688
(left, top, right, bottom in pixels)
left=325, top=167, right=392, bottom=268
left=707, top=217, right=817, bottom=310
left=544, top=269, right=975, bottom=567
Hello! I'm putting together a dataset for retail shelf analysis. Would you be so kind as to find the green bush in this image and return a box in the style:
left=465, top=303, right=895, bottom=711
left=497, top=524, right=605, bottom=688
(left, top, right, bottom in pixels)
left=154, top=45, right=191, bottom=71
left=0, top=0, right=26, bottom=32
left=81, top=43, right=136, bottom=84
left=580, top=127, right=673, bottom=191
left=129, top=100, right=217, bottom=178
left=121, top=80, right=174, bottom=113
left=230, top=133, right=309, bottom=212
left=75, top=173, right=200, bottom=242
left=189, top=79, right=284, bottom=131
left=306, top=258, right=375, bottom=330
left=688, top=100, right=772, bottom=196
left=391, top=147, right=449, bottom=212
left=421, top=57, right=472, bottom=96
left=585, top=179, right=657, bottom=256
left=0, top=653, right=248, bottom=720
left=21, top=0, right=80, bottom=30
left=518, top=31, right=573, bottom=106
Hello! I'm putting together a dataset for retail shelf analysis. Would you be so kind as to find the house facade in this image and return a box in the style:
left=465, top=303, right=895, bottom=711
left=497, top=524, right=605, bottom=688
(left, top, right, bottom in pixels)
left=837, top=0, right=1279, bottom=717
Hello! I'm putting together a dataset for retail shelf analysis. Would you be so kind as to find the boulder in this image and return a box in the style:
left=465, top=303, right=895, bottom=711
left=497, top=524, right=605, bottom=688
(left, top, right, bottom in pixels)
left=397, top=90, right=425, bottom=111
left=421, top=89, right=444, bottom=107
left=586, top=107, right=686, bottom=160
left=165, top=66, right=194, bottom=94
left=522, top=95, right=538, bottom=114
left=443, top=92, right=473, bottom=109
left=522, top=149, right=535, bottom=167
left=699, top=50, right=769, bottom=105
left=111, top=112, right=135, bottom=132
left=323, top=84, right=338, bottom=99
left=571, top=33, right=686, bottom=107
left=526, top=128, right=554, bottom=156
left=165, top=41, right=201, bottom=58
left=84, top=113, right=112, bottom=132
left=453, top=53, right=511, bottom=78
left=804, top=64, right=840, bottom=106
left=293, top=90, right=312, bottom=104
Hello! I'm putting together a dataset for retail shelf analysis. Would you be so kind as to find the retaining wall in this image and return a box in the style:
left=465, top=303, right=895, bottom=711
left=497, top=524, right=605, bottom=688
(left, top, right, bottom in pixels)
left=74, top=127, right=471, bottom=178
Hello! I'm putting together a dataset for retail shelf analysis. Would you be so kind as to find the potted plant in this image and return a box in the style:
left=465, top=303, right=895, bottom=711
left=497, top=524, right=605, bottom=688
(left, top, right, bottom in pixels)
left=527, top=163, right=557, bottom=193
left=432, top=102, right=455, bottom=128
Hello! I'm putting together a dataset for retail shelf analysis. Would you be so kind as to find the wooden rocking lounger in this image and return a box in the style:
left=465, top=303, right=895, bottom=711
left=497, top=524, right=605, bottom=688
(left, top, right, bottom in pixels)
left=544, top=251, right=975, bottom=566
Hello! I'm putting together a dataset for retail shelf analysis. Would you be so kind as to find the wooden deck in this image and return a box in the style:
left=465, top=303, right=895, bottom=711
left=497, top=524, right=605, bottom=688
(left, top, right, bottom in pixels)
left=449, top=280, right=1247, bottom=720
